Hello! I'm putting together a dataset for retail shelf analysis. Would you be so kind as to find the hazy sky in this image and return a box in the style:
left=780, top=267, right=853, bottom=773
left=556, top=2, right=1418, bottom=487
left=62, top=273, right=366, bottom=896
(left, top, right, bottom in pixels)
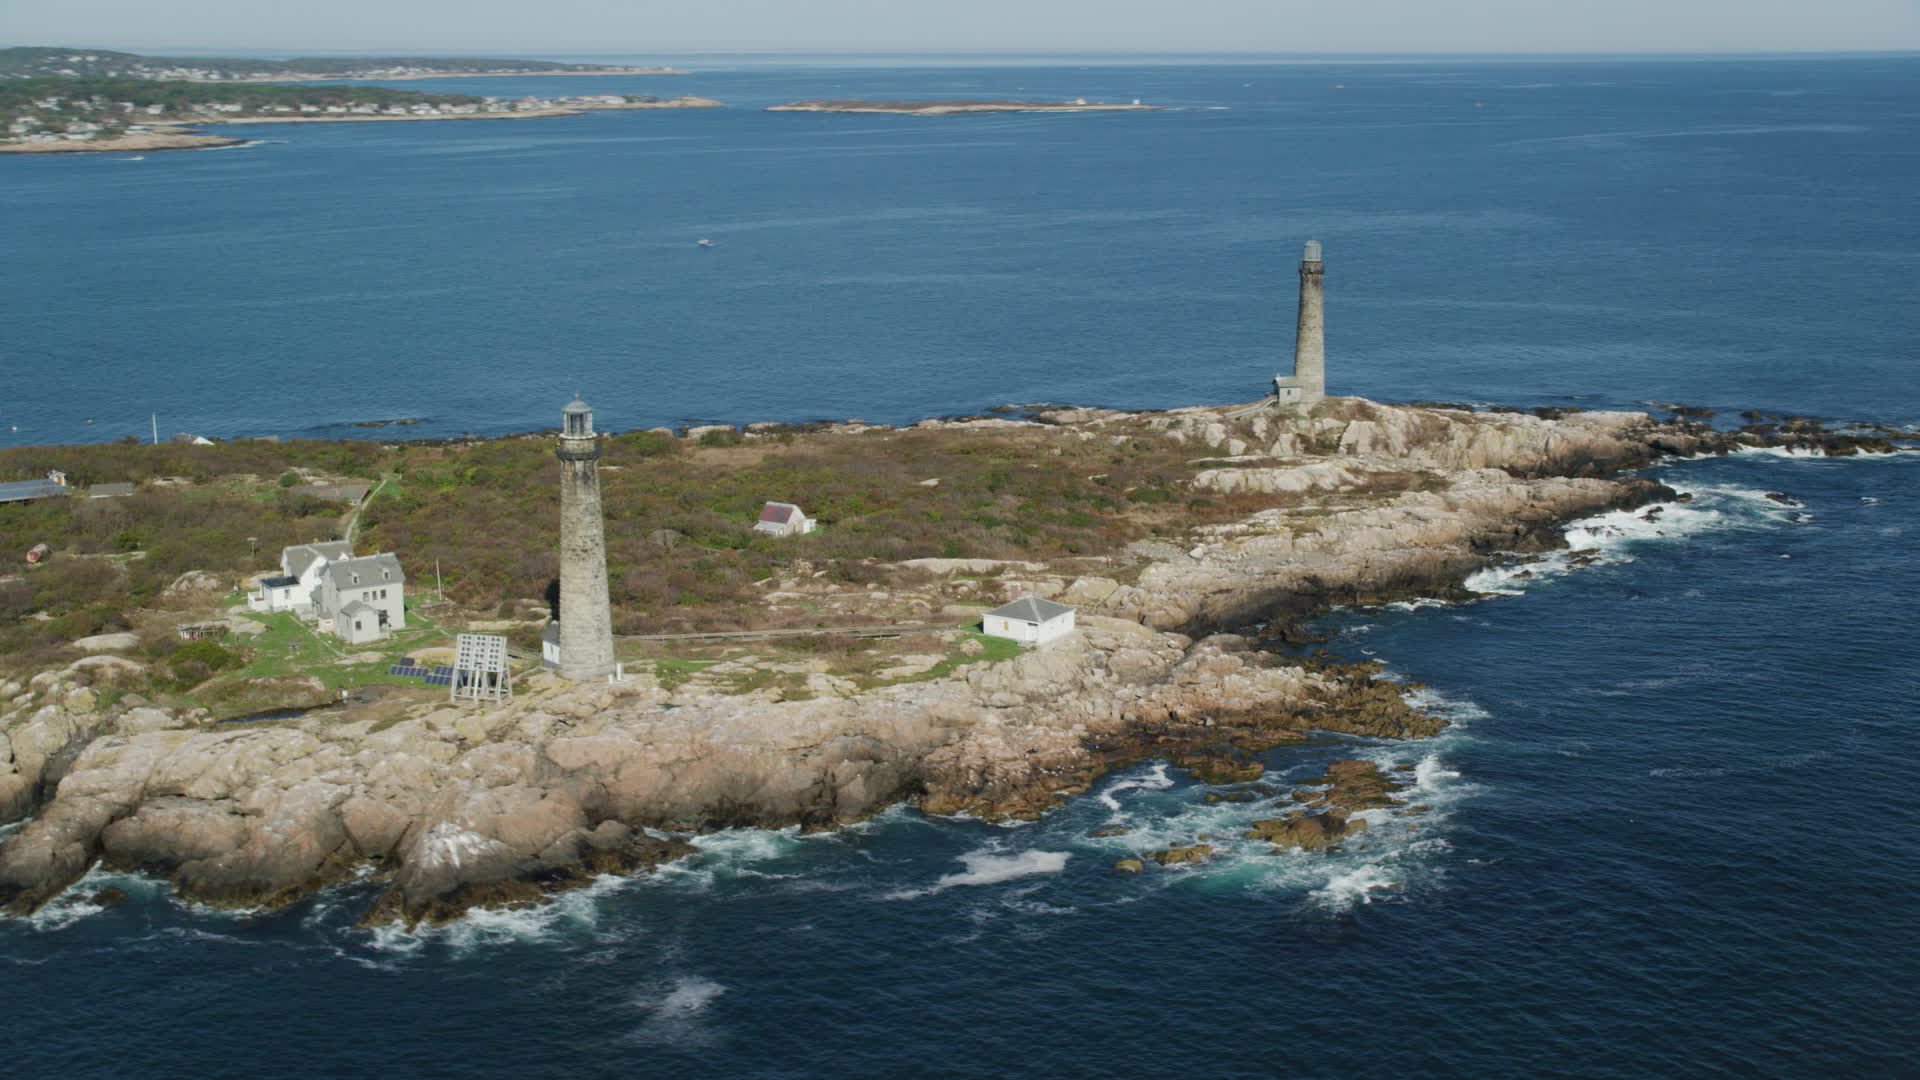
left=6, top=0, right=1918, bottom=55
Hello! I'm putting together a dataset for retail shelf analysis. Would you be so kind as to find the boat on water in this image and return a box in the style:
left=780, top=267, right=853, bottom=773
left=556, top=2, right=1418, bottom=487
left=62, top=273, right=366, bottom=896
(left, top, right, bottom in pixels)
left=697, top=238, right=715, bottom=248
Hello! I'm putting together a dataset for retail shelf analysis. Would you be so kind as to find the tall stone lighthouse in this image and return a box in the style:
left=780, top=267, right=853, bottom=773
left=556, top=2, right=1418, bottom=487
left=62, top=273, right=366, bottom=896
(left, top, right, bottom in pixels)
left=1273, top=239, right=1326, bottom=407
left=555, top=394, right=616, bottom=681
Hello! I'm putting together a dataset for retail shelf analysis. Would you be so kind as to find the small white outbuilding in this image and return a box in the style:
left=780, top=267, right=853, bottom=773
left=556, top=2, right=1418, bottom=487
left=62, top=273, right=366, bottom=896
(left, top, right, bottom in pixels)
left=754, top=501, right=816, bottom=537
left=983, top=596, right=1076, bottom=646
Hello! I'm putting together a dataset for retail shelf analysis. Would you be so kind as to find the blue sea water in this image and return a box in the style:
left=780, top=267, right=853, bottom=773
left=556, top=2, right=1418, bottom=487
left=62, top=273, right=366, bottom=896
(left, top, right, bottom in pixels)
left=3, top=57, right=1919, bottom=1079
left=2, top=55, right=1918, bottom=443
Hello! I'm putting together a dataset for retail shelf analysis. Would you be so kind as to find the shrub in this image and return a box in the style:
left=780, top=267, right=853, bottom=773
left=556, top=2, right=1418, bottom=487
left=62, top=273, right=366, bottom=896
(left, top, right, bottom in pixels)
left=172, top=638, right=239, bottom=671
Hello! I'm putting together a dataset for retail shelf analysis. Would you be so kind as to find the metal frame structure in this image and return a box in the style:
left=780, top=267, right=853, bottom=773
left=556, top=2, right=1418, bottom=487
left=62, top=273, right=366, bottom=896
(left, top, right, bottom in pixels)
left=450, top=633, right=513, bottom=703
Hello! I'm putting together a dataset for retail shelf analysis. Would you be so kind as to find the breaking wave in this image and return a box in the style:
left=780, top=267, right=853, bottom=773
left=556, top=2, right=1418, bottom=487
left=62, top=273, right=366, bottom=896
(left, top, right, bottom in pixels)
left=362, top=872, right=634, bottom=957
left=623, top=975, right=731, bottom=1048
left=1095, top=762, right=1174, bottom=812
left=885, top=848, right=1071, bottom=900
left=1465, top=480, right=1800, bottom=596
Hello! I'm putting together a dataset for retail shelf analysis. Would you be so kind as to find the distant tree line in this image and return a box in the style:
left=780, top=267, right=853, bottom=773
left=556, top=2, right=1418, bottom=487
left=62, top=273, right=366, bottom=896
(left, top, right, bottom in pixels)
left=0, top=46, right=638, bottom=79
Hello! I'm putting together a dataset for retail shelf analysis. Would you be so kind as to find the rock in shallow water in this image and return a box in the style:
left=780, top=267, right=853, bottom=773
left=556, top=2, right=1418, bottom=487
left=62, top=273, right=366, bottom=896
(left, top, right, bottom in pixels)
left=1149, top=844, right=1214, bottom=865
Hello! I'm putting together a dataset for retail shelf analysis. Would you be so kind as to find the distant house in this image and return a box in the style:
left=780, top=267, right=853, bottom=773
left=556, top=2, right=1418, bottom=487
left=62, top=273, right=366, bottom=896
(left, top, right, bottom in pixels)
left=754, top=501, right=816, bottom=537
left=251, top=540, right=353, bottom=614
left=983, top=596, right=1076, bottom=646
left=313, top=553, right=406, bottom=644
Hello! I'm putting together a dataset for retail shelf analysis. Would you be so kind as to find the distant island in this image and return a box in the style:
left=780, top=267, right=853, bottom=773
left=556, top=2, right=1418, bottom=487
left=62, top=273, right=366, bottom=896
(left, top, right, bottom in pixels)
left=0, top=46, right=686, bottom=82
left=766, top=99, right=1160, bottom=115
left=0, top=76, right=720, bottom=154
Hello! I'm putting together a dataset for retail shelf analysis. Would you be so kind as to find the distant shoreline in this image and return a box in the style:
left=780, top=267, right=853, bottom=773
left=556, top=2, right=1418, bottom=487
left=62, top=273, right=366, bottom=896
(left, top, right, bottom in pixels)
left=202, top=97, right=722, bottom=124
left=0, top=125, right=246, bottom=154
left=766, top=99, right=1161, bottom=115
left=181, top=68, right=691, bottom=83
left=0, top=98, right=724, bottom=154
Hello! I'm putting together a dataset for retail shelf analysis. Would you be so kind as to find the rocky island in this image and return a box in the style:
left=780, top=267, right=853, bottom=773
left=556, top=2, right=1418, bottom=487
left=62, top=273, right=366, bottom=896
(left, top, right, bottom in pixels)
left=4, top=394, right=1892, bottom=927
left=767, top=99, right=1160, bottom=115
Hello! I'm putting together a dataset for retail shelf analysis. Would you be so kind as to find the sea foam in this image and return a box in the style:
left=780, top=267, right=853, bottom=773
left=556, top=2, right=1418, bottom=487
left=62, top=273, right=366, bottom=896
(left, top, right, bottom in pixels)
left=886, top=848, right=1071, bottom=900
left=1465, top=481, right=1794, bottom=598
left=624, top=975, right=731, bottom=1048
left=362, top=872, right=633, bottom=957
left=1095, top=762, right=1173, bottom=812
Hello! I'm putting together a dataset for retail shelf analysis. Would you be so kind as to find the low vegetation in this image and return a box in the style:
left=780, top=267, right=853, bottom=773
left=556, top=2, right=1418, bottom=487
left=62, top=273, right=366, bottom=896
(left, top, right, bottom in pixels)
left=0, top=404, right=1386, bottom=677
left=357, top=424, right=1284, bottom=633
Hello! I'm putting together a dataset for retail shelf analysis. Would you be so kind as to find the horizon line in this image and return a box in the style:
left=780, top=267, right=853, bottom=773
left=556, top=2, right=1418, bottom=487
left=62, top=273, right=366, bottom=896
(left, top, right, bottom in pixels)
left=12, top=44, right=1920, bottom=59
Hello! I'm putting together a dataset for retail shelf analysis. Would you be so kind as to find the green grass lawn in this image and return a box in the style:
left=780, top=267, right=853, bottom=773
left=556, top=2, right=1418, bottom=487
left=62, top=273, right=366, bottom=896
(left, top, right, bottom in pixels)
left=859, top=630, right=1023, bottom=688
left=223, top=603, right=458, bottom=691
left=636, top=656, right=721, bottom=690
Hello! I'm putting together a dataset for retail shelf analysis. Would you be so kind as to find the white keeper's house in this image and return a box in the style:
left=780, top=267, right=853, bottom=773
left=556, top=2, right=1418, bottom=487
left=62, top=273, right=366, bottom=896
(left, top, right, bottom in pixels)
left=312, top=553, right=407, bottom=644
left=251, top=541, right=353, bottom=614
left=983, top=596, right=1076, bottom=646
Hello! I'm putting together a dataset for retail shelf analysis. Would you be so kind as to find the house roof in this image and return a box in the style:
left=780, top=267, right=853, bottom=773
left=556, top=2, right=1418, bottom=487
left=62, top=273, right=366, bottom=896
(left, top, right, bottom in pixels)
left=986, top=596, right=1075, bottom=623
left=258, top=575, right=298, bottom=589
left=759, top=501, right=800, bottom=524
left=322, top=552, right=405, bottom=591
left=87, top=482, right=135, bottom=498
left=0, top=479, right=69, bottom=505
left=289, top=483, right=372, bottom=503
left=339, top=601, right=377, bottom=617
left=284, top=541, right=352, bottom=579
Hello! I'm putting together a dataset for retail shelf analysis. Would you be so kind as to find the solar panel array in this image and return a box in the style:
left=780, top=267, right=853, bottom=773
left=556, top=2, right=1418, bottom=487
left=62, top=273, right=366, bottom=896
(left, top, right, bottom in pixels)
left=383, top=648, right=510, bottom=698
left=387, top=661, right=455, bottom=684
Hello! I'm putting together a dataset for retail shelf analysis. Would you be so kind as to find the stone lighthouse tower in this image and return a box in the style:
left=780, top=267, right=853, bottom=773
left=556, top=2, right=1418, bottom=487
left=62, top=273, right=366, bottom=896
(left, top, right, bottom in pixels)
left=555, top=394, right=616, bottom=681
left=1273, top=239, right=1326, bottom=407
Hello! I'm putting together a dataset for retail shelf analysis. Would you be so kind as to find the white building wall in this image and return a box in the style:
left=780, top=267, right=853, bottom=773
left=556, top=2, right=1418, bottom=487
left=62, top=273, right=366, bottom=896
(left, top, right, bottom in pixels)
left=984, top=614, right=1037, bottom=644
left=983, top=612, right=1075, bottom=646
left=315, top=581, right=405, bottom=638
left=335, top=609, right=384, bottom=645
left=1033, top=610, right=1075, bottom=645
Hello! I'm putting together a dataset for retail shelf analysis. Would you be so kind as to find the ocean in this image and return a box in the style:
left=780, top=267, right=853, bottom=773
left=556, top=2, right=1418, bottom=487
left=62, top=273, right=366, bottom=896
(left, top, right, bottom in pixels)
left=3, top=56, right=1918, bottom=1078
